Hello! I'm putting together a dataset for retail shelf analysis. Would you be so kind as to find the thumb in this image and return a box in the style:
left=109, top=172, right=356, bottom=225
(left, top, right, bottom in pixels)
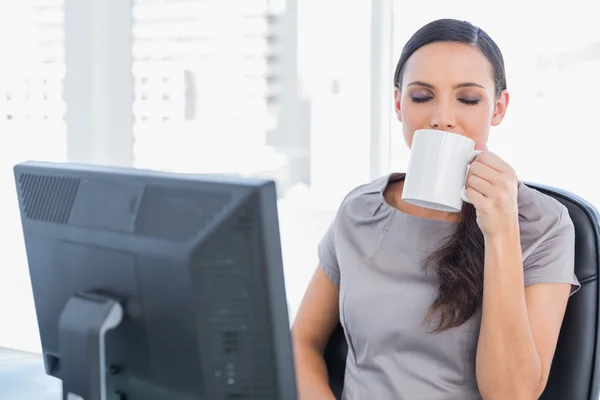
left=474, top=140, right=488, bottom=152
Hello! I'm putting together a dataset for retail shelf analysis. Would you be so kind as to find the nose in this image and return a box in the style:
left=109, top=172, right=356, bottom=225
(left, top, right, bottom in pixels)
left=430, top=101, right=456, bottom=130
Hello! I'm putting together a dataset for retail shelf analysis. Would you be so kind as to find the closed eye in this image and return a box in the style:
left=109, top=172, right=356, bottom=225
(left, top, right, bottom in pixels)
left=460, top=99, right=480, bottom=106
left=411, top=96, right=432, bottom=103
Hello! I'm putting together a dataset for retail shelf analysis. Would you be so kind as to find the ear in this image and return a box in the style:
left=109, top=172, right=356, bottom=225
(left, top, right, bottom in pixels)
left=394, top=87, right=403, bottom=122
left=491, top=90, right=509, bottom=126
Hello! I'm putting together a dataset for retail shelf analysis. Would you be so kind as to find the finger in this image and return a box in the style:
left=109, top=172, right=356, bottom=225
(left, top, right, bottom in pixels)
left=469, top=160, right=501, bottom=184
left=473, top=151, right=510, bottom=173
left=467, top=174, right=494, bottom=197
left=464, top=186, right=486, bottom=207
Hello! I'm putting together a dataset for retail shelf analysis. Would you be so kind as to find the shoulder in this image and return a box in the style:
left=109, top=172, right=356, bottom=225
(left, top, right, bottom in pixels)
left=341, top=174, right=390, bottom=202
left=518, top=182, right=579, bottom=291
left=518, top=182, right=572, bottom=231
left=325, top=174, right=396, bottom=262
left=335, top=174, right=393, bottom=219
left=326, top=174, right=397, bottom=242
left=518, top=182, right=574, bottom=259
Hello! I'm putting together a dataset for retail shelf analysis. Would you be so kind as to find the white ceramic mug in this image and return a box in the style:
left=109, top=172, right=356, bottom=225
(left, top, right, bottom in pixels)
left=401, top=129, right=482, bottom=212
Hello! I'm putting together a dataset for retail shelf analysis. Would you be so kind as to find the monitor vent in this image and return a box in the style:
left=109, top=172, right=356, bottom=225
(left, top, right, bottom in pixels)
left=222, top=330, right=240, bottom=355
left=135, top=185, right=233, bottom=242
left=193, top=200, right=275, bottom=399
left=18, top=173, right=80, bottom=224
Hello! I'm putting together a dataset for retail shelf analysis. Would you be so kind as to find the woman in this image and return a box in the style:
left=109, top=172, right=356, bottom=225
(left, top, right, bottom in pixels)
left=291, top=18, right=580, bottom=400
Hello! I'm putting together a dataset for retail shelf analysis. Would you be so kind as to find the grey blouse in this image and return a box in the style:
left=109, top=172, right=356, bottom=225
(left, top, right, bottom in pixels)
left=318, top=173, right=580, bottom=400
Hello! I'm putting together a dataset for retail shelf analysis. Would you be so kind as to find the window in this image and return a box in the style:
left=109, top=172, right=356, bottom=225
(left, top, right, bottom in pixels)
left=131, top=0, right=380, bottom=323
left=1, top=0, right=384, bottom=351
left=0, top=1, right=66, bottom=352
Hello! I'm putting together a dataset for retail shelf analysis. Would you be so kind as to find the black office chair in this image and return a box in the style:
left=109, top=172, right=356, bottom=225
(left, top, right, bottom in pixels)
left=324, top=183, right=600, bottom=400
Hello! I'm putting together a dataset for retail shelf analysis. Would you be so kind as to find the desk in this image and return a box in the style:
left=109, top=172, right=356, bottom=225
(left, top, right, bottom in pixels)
left=0, top=348, right=61, bottom=399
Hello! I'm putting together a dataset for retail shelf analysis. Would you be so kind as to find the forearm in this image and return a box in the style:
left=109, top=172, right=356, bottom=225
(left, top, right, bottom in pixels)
left=476, top=226, right=541, bottom=400
left=293, top=340, right=336, bottom=400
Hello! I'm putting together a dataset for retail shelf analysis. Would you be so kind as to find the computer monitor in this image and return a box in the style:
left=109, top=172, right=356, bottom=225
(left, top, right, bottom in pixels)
left=13, top=160, right=297, bottom=400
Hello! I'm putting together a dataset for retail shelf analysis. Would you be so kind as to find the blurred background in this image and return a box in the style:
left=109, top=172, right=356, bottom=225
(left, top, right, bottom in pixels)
left=0, top=0, right=598, bottom=353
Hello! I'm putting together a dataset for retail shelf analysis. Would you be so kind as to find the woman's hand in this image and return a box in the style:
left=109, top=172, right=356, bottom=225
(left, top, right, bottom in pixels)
left=464, top=142, right=520, bottom=238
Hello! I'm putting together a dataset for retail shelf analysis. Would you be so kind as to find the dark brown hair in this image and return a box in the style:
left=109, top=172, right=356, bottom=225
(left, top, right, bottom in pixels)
left=393, top=19, right=507, bottom=332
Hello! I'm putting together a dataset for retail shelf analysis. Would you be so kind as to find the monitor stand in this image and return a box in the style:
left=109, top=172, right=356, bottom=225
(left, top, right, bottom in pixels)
left=58, top=292, right=124, bottom=400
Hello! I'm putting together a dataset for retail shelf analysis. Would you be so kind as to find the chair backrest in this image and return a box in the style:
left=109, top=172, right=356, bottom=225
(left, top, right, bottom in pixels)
left=324, top=182, right=600, bottom=400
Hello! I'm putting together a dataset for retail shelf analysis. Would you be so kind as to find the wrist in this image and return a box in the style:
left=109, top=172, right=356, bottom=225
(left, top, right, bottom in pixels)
left=483, top=218, right=520, bottom=248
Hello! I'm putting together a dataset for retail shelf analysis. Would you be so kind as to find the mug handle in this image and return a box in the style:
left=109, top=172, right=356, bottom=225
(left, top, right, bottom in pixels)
left=460, top=150, right=483, bottom=204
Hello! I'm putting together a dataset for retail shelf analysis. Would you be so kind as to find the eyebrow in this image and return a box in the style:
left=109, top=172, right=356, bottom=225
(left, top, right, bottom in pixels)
left=407, top=81, right=485, bottom=89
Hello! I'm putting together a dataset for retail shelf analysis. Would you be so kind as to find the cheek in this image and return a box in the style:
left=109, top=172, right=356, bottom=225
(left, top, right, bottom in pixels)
left=400, top=102, right=429, bottom=128
left=401, top=103, right=429, bottom=147
left=459, top=107, right=493, bottom=137
left=400, top=108, right=413, bottom=146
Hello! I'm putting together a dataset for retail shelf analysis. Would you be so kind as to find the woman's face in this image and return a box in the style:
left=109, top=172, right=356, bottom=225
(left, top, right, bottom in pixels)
left=395, top=42, right=509, bottom=148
